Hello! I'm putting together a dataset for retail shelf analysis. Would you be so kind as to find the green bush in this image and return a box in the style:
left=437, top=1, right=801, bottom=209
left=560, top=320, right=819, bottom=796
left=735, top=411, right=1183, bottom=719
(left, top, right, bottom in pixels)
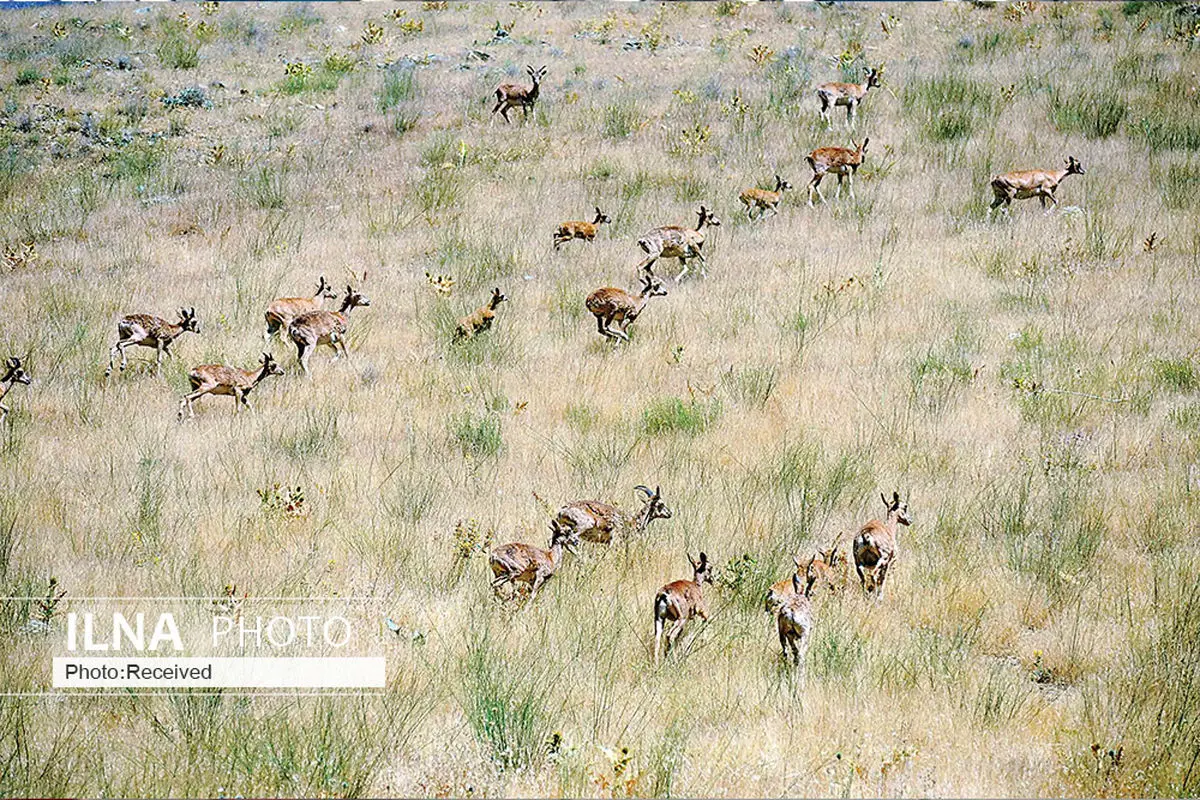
left=640, top=397, right=722, bottom=437
left=451, top=409, right=503, bottom=458
left=15, top=67, right=40, bottom=86
left=1150, top=357, right=1198, bottom=392
left=1049, top=86, right=1127, bottom=138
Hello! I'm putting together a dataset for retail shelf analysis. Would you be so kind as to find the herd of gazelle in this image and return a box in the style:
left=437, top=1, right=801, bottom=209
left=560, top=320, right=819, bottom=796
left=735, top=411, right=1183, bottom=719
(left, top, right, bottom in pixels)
left=488, top=483, right=913, bottom=669
left=0, top=60, right=1070, bottom=671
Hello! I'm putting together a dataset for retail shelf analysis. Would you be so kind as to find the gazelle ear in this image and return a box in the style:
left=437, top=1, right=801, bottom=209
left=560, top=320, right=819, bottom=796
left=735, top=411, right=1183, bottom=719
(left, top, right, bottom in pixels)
left=699, top=551, right=708, bottom=565
left=655, top=485, right=662, bottom=497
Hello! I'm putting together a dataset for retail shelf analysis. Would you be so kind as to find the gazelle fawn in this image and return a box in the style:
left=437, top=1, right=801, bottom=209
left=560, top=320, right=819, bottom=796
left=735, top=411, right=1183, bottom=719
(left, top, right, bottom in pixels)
left=554, top=207, right=612, bottom=250
left=989, top=156, right=1085, bottom=216
left=455, top=288, right=507, bottom=341
left=264, top=276, right=338, bottom=341
left=489, top=520, right=579, bottom=601
left=853, top=492, right=913, bottom=598
left=764, top=547, right=848, bottom=614
left=555, top=485, right=672, bottom=546
left=288, top=286, right=371, bottom=375
left=178, top=353, right=284, bottom=420
left=106, top=307, right=199, bottom=376
left=636, top=205, right=721, bottom=283
left=653, top=552, right=713, bottom=664
left=0, top=357, right=31, bottom=424
left=807, top=138, right=869, bottom=206
left=739, top=175, right=793, bottom=220
left=585, top=267, right=667, bottom=343
left=816, top=67, right=881, bottom=125
left=492, top=65, right=546, bottom=123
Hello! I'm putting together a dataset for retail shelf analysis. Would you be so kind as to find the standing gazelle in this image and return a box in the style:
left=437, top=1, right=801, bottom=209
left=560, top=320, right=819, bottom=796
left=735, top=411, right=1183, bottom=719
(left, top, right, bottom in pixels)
left=806, top=138, right=869, bottom=206
left=554, top=207, right=612, bottom=250
left=989, top=156, right=1085, bottom=216
left=585, top=267, right=667, bottom=343
left=178, top=353, right=284, bottom=420
left=287, top=286, right=371, bottom=375
left=653, top=552, right=713, bottom=664
left=264, top=276, right=338, bottom=341
left=776, top=562, right=815, bottom=671
left=739, top=175, right=793, bottom=220
left=492, top=65, right=546, bottom=123
left=852, top=492, right=913, bottom=598
left=0, top=357, right=31, bottom=424
left=816, top=67, right=881, bottom=125
left=105, top=308, right=199, bottom=376
left=636, top=206, right=721, bottom=283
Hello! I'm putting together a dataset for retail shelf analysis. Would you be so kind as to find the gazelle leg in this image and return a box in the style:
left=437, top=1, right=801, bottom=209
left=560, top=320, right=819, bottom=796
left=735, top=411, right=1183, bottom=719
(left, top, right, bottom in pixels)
left=835, top=175, right=844, bottom=201
left=0, top=403, right=8, bottom=424
left=106, top=341, right=123, bottom=376
left=848, top=172, right=856, bottom=201
left=155, top=341, right=165, bottom=371
left=297, top=343, right=311, bottom=376
left=667, top=619, right=686, bottom=656
left=654, top=617, right=665, bottom=664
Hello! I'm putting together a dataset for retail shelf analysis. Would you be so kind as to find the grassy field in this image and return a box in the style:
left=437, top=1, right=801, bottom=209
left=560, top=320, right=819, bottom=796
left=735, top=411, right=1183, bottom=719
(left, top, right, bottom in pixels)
left=1, top=0, right=1200, bottom=796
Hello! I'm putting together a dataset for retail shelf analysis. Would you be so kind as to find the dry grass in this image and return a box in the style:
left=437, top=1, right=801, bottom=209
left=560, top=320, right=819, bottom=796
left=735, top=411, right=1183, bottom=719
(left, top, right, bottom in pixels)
left=1, top=1, right=1200, bottom=796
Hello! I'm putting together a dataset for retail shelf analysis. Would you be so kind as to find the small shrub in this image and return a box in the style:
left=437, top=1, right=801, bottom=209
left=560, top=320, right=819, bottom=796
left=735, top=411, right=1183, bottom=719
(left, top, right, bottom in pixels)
left=156, top=33, right=200, bottom=69
left=1150, top=357, right=1198, bottom=392
left=1049, top=86, right=1127, bottom=138
left=451, top=409, right=503, bottom=458
left=379, top=67, right=417, bottom=111
left=1156, top=161, right=1200, bottom=209
left=602, top=98, right=639, bottom=140
left=640, top=397, right=722, bottom=437
left=15, top=67, right=40, bottom=86
left=241, top=166, right=286, bottom=209
left=161, top=87, right=211, bottom=110
left=904, top=73, right=995, bottom=143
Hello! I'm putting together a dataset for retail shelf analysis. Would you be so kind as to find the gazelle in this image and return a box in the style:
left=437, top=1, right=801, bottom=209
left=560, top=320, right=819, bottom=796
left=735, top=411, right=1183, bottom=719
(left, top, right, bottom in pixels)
left=776, top=566, right=815, bottom=671
left=105, top=307, right=199, bottom=376
left=989, top=156, right=1085, bottom=216
left=807, top=138, right=869, bottom=206
left=853, top=492, right=913, bottom=598
left=739, top=175, right=793, bottom=220
left=554, top=207, right=612, bottom=250
left=455, top=288, right=507, bottom=340
left=178, top=353, right=284, bottom=420
left=636, top=205, right=721, bottom=283
left=816, top=67, right=881, bottom=125
left=287, top=286, right=370, bottom=375
left=585, top=267, right=667, bottom=343
left=0, top=357, right=31, bottom=424
left=764, top=546, right=849, bottom=614
left=263, top=276, right=338, bottom=341
left=488, top=520, right=579, bottom=601
left=653, top=552, right=713, bottom=664
left=491, top=64, right=546, bottom=123
left=555, top=485, right=672, bottom=546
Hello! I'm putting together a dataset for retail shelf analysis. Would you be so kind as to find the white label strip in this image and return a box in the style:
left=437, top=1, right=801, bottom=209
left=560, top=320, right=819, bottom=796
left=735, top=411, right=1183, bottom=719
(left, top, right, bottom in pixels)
left=52, top=657, right=386, bottom=689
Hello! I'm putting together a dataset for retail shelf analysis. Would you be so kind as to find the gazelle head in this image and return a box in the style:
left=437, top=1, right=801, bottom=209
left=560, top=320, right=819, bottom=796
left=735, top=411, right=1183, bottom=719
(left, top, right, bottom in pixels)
left=314, top=276, right=338, bottom=301
left=795, top=555, right=818, bottom=597
left=259, top=352, right=285, bottom=378
left=527, top=64, right=547, bottom=83
left=882, top=491, right=913, bottom=526
left=593, top=206, right=613, bottom=226
left=865, top=67, right=882, bottom=89
left=634, top=484, right=673, bottom=522
left=489, top=287, right=508, bottom=309
left=697, top=205, right=722, bottom=229
left=688, top=551, right=714, bottom=585
left=1, top=357, right=30, bottom=386
left=774, top=175, right=794, bottom=192
left=639, top=268, right=668, bottom=298
left=177, top=307, right=200, bottom=333
left=1065, top=156, right=1085, bottom=176
left=855, top=137, right=871, bottom=156
left=549, top=518, right=580, bottom=554
left=340, top=286, right=371, bottom=312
